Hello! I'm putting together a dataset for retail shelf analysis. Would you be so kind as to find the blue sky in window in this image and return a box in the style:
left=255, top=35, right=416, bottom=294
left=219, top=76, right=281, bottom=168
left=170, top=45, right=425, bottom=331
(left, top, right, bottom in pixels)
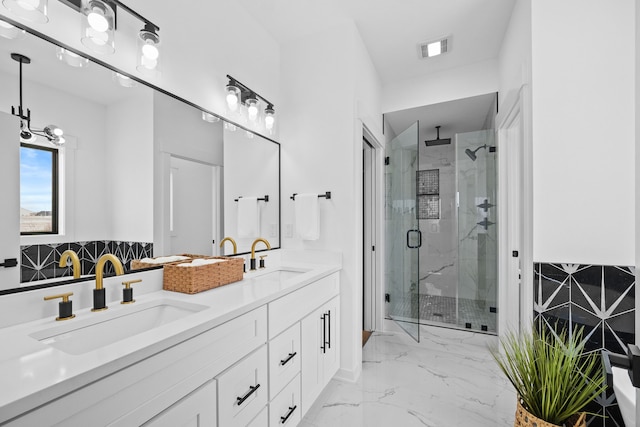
left=20, top=146, right=52, bottom=213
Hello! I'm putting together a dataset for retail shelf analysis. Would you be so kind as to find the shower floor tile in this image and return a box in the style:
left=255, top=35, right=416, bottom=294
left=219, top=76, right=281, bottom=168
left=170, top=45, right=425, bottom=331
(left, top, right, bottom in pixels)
left=390, top=294, right=497, bottom=333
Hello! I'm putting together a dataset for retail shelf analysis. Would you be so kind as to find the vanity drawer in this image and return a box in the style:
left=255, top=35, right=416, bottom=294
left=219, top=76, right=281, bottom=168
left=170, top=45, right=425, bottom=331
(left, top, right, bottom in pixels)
left=268, top=272, right=339, bottom=338
left=217, top=345, right=268, bottom=427
left=269, top=374, right=301, bottom=427
left=269, top=323, right=301, bottom=398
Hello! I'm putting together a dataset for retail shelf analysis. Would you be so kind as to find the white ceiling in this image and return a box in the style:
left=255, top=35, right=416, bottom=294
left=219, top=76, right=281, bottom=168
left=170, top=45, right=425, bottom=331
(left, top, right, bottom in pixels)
left=237, top=0, right=516, bottom=84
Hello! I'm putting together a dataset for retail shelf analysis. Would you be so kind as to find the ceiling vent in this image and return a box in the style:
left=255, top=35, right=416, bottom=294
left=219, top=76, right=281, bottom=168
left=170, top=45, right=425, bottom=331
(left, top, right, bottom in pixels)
left=417, top=36, right=450, bottom=59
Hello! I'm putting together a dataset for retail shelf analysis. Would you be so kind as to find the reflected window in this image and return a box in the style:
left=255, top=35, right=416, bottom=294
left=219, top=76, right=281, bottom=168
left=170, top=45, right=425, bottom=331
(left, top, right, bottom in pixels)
left=20, top=143, right=59, bottom=234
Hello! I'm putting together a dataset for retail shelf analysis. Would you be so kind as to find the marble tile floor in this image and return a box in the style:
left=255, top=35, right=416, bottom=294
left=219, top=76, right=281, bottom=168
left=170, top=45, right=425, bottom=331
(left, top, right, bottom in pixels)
left=300, top=325, right=516, bottom=427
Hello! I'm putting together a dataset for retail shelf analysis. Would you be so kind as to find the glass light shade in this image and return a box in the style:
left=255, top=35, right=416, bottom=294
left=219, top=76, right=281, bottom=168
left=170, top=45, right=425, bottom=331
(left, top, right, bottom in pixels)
left=56, top=47, right=89, bottom=68
left=202, top=112, right=220, bottom=123
left=81, top=0, right=115, bottom=55
left=0, top=19, right=25, bottom=39
left=2, top=0, right=48, bottom=24
left=246, top=97, right=259, bottom=122
left=225, top=84, right=240, bottom=112
left=112, top=72, right=137, bottom=88
left=264, top=106, right=275, bottom=131
left=224, top=122, right=237, bottom=132
left=137, top=28, right=160, bottom=77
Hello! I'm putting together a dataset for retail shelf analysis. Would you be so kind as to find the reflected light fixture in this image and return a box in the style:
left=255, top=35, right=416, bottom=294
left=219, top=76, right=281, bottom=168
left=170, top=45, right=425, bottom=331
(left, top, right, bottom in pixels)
left=225, top=75, right=276, bottom=132
left=2, top=0, right=48, bottom=24
left=9, top=53, right=65, bottom=146
left=202, top=111, right=220, bottom=123
left=56, top=47, right=89, bottom=68
left=80, top=0, right=115, bottom=54
left=0, top=18, right=25, bottom=39
left=224, top=122, right=237, bottom=132
left=112, top=71, right=137, bottom=87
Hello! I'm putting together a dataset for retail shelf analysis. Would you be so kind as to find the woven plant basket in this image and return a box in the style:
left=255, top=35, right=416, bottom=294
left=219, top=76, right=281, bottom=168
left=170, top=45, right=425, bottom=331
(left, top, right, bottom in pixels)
left=131, top=254, right=209, bottom=270
left=515, top=399, right=586, bottom=427
left=163, top=256, right=244, bottom=294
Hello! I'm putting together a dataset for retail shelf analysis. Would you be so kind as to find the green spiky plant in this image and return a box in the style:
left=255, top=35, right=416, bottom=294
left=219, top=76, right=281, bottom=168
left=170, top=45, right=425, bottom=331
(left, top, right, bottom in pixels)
left=490, top=324, right=606, bottom=426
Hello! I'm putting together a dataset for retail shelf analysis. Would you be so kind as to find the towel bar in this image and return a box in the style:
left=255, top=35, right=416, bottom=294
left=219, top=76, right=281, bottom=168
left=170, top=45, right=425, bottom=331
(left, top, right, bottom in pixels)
left=290, top=191, right=331, bottom=200
left=234, top=195, right=269, bottom=202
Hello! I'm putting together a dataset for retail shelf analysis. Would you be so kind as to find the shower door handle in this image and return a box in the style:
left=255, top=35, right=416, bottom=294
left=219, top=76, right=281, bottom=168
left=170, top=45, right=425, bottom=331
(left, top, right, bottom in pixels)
left=406, top=229, right=422, bottom=249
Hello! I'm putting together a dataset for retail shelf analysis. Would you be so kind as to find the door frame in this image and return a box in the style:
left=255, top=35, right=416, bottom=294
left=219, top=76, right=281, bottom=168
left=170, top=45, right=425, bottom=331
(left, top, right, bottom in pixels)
left=362, top=125, right=384, bottom=332
left=496, top=85, right=533, bottom=336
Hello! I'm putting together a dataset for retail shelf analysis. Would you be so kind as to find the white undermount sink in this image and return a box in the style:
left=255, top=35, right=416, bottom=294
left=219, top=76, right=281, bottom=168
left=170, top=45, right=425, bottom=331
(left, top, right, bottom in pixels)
left=612, top=366, right=636, bottom=427
left=30, top=299, right=207, bottom=355
left=254, top=269, right=308, bottom=282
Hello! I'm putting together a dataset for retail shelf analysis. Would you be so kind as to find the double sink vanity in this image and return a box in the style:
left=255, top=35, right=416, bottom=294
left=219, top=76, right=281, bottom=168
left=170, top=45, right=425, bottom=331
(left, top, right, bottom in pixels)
left=0, top=250, right=342, bottom=426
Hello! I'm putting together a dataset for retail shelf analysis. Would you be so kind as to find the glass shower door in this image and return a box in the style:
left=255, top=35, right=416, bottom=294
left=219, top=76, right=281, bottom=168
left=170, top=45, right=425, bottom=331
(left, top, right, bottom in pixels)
left=385, top=122, right=420, bottom=341
left=456, top=130, right=498, bottom=333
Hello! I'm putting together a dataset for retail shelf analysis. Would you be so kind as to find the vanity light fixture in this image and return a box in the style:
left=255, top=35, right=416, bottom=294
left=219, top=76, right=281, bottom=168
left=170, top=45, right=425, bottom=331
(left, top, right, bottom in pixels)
left=225, top=75, right=276, bottom=132
left=80, top=0, right=115, bottom=54
left=0, top=17, right=25, bottom=39
left=60, top=0, right=160, bottom=76
left=2, top=0, right=48, bottom=24
left=56, top=47, right=89, bottom=67
left=136, top=23, right=160, bottom=77
left=9, top=53, right=65, bottom=146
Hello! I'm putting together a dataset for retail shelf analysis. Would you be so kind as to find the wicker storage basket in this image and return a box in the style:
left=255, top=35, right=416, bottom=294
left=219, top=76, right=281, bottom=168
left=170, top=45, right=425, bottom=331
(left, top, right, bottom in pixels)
left=162, top=256, right=244, bottom=294
left=515, top=399, right=586, bottom=427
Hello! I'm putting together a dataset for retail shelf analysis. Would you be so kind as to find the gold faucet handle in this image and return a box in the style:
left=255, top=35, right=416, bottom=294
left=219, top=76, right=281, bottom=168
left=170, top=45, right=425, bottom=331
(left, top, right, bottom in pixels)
left=122, top=279, right=142, bottom=289
left=44, top=292, right=75, bottom=321
left=44, top=292, right=73, bottom=303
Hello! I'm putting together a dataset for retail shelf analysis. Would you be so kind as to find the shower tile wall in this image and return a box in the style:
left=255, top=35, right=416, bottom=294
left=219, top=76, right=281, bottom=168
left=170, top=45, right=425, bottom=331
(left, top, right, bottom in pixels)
left=418, top=144, right=457, bottom=299
left=534, top=262, right=635, bottom=427
left=21, top=241, right=153, bottom=283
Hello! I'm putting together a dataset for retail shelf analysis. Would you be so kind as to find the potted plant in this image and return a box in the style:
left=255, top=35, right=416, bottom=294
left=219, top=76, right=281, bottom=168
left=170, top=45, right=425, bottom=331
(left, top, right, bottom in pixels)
left=490, top=324, right=606, bottom=427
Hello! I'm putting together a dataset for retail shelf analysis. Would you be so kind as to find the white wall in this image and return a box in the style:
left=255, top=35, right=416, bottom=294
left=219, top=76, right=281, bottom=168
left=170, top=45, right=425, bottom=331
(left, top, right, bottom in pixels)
left=498, top=0, right=531, bottom=109
left=531, top=0, right=635, bottom=266
left=280, top=22, right=382, bottom=381
left=382, top=59, right=499, bottom=114
left=106, top=89, right=154, bottom=242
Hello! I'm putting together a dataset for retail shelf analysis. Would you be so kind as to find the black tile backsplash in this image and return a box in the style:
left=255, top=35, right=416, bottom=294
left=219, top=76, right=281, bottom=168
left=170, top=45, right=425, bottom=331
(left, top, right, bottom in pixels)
left=534, top=262, right=635, bottom=427
left=20, top=241, right=153, bottom=283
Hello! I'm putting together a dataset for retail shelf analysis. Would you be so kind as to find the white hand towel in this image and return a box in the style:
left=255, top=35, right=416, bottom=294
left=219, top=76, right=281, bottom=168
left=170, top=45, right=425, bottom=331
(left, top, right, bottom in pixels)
left=237, top=197, right=259, bottom=238
left=295, top=193, right=320, bottom=240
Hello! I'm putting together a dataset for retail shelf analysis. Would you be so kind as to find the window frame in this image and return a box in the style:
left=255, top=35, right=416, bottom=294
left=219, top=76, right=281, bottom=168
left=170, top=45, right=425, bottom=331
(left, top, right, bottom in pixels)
left=20, top=142, right=59, bottom=235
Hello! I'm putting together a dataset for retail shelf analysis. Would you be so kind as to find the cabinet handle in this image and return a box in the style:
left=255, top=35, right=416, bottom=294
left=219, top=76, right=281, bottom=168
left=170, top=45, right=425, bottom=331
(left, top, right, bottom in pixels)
left=320, top=314, right=326, bottom=353
left=236, top=383, right=260, bottom=406
left=326, top=310, right=331, bottom=349
left=280, top=352, right=297, bottom=366
left=280, top=405, right=297, bottom=424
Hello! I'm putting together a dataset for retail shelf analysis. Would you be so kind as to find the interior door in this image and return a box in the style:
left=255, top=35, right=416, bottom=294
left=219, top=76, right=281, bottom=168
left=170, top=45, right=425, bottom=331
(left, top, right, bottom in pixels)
left=0, top=112, right=20, bottom=285
left=169, top=156, right=217, bottom=256
left=385, top=121, right=420, bottom=341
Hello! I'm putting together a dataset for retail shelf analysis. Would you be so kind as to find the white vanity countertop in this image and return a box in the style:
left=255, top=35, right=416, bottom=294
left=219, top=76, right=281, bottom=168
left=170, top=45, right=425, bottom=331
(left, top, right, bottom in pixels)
left=0, top=255, right=341, bottom=424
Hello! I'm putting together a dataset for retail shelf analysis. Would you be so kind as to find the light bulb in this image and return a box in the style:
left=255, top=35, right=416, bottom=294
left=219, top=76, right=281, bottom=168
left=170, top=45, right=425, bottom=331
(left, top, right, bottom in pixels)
left=142, top=43, right=159, bottom=60
left=226, top=93, right=238, bottom=111
left=87, top=10, right=108, bottom=32
left=139, top=54, right=157, bottom=70
left=265, top=115, right=275, bottom=130
left=246, top=98, right=259, bottom=122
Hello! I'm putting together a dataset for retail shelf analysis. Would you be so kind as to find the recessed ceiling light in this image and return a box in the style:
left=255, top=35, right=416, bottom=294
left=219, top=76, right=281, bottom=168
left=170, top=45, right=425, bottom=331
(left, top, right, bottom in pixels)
left=417, top=36, right=450, bottom=59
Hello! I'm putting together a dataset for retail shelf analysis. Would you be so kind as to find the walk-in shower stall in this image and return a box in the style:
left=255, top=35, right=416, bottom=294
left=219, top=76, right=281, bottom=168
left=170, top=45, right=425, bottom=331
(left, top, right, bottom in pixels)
left=385, top=120, right=497, bottom=340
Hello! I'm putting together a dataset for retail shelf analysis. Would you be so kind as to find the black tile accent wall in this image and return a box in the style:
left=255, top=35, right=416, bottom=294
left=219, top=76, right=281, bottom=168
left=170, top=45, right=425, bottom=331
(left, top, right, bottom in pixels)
left=20, top=241, right=153, bottom=282
left=534, top=263, right=635, bottom=427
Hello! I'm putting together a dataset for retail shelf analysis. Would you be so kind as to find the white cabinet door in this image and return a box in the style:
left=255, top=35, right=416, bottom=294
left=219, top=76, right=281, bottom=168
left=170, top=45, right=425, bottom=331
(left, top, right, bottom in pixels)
left=300, top=296, right=340, bottom=416
left=143, top=380, right=217, bottom=427
left=0, top=112, right=20, bottom=286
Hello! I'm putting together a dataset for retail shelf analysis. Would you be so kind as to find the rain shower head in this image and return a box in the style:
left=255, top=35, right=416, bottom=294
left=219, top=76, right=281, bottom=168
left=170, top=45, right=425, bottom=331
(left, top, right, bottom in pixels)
left=464, top=145, right=496, bottom=161
left=425, top=125, right=451, bottom=146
